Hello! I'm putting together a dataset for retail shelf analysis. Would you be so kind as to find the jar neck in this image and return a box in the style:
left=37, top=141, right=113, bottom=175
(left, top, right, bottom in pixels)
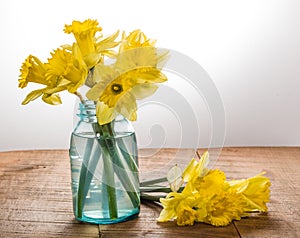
left=77, top=100, right=97, bottom=123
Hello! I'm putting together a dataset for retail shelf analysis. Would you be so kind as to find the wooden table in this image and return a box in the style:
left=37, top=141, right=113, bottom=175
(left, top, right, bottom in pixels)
left=0, top=147, right=299, bottom=238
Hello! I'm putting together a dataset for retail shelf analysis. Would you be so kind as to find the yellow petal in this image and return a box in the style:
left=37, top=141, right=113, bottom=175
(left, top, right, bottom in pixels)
left=42, top=94, right=62, bottom=105
left=83, top=53, right=102, bottom=69
left=131, top=67, right=167, bottom=83
left=96, top=30, right=120, bottom=52
left=117, top=47, right=166, bottom=71
left=131, top=83, right=158, bottom=100
left=86, top=80, right=106, bottom=101
left=182, top=151, right=209, bottom=183
left=21, top=88, right=44, bottom=105
left=157, top=207, right=176, bottom=222
left=182, top=158, right=198, bottom=182
left=116, top=93, right=137, bottom=121
left=96, top=101, right=118, bottom=125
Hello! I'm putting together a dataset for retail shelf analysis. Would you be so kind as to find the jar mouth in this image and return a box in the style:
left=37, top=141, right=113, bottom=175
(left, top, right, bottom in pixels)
left=77, top=101, right=97, bottom=123
left=77, top=101, right=126, bottom=124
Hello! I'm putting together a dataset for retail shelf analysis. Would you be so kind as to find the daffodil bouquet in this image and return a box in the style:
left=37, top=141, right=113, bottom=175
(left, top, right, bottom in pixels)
left=19, top=19, right=167, bottom=121
left=19, top=19, right=168, bottom=224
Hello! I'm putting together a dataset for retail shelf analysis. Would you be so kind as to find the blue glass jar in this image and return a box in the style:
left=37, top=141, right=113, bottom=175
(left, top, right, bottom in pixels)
left=69, top=101, right=140, bottom=224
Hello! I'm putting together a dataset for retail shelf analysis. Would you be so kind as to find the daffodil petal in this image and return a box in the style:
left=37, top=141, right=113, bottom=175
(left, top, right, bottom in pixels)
left=21, top=88, right=44, bottom=105
left=83, top=53, right=102, bottom=69
left=96, top=101, right=118, bottom=125
left=96, top=30, right=120, bottom=52
left=131, top=83, right=158, bottom=100
left=157, top=207, right=176, bottom=222
left=136, top=68, right=167, bottom=83
left=42, top=94, right=62, bottom=105
left=182, top=158, right=198, bottom=182
left=116, top=93, right=137, bottom=121
left=86, top=82, right=103, bottom=101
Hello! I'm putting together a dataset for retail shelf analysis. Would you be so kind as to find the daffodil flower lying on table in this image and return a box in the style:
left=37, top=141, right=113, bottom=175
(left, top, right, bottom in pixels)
left=140, top=151, right=271, bottom=227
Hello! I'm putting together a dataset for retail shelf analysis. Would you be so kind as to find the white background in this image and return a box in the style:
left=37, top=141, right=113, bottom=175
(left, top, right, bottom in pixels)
left=0, top=0, right=299, bottom=151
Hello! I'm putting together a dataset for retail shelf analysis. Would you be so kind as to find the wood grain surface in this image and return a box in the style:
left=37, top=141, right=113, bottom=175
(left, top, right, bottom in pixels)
left=0, top=147, right=299, bottom=238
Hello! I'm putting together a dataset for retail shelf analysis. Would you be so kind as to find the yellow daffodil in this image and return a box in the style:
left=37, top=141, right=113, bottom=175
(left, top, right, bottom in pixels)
left=19, top=44, right=88, bottom=105
left=228, top=172, right=271, bottom=212
left=86, top=46, right=168, bottom=125
left=19, top=55, right=62, bottom=105
left=87, top=66, right=166, bottom=125
left=120, top=30, right=156, bottom=52
left=64, top=19, right=120, bottom=69
left=117, top=31, right=168, bottom=73
left=19, top=55, right=48, bottom=88
left=64, top=19, right=102, bottom=68
left=203, top=191, right=246, bottom=227
left=86, top=30, right=168, bottom=125
left=46, top=44, right=88, bottom=94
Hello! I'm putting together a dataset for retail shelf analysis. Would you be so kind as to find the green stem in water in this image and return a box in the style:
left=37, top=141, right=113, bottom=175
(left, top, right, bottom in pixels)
left=77, top=138, right=94, bottom=218
left=96, top=123, right=118, bottom=219
left=109, top=138, right=140, bottom=207
left=94, top=123, right=140, bottom=208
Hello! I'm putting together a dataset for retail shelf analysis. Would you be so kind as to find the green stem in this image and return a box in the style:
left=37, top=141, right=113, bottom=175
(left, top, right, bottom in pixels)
left=110, top=138, right=140, bottom=207
left=140, top=177, right=168, bottom=187
left=145, top=186, right=184, bottom=193
left=96, top=123, right=118, bottom=219
left=77, top=138, right=94, bottom=218
left=140, top=187, right=173, bottom=193
left=99, top=138, right=118, bottom=219
left=140, top=193, right=164, bottom=203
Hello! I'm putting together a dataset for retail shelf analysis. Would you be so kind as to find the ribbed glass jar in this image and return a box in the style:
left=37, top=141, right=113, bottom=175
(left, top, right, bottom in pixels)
left=69, top=100, right=140, bottom=224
